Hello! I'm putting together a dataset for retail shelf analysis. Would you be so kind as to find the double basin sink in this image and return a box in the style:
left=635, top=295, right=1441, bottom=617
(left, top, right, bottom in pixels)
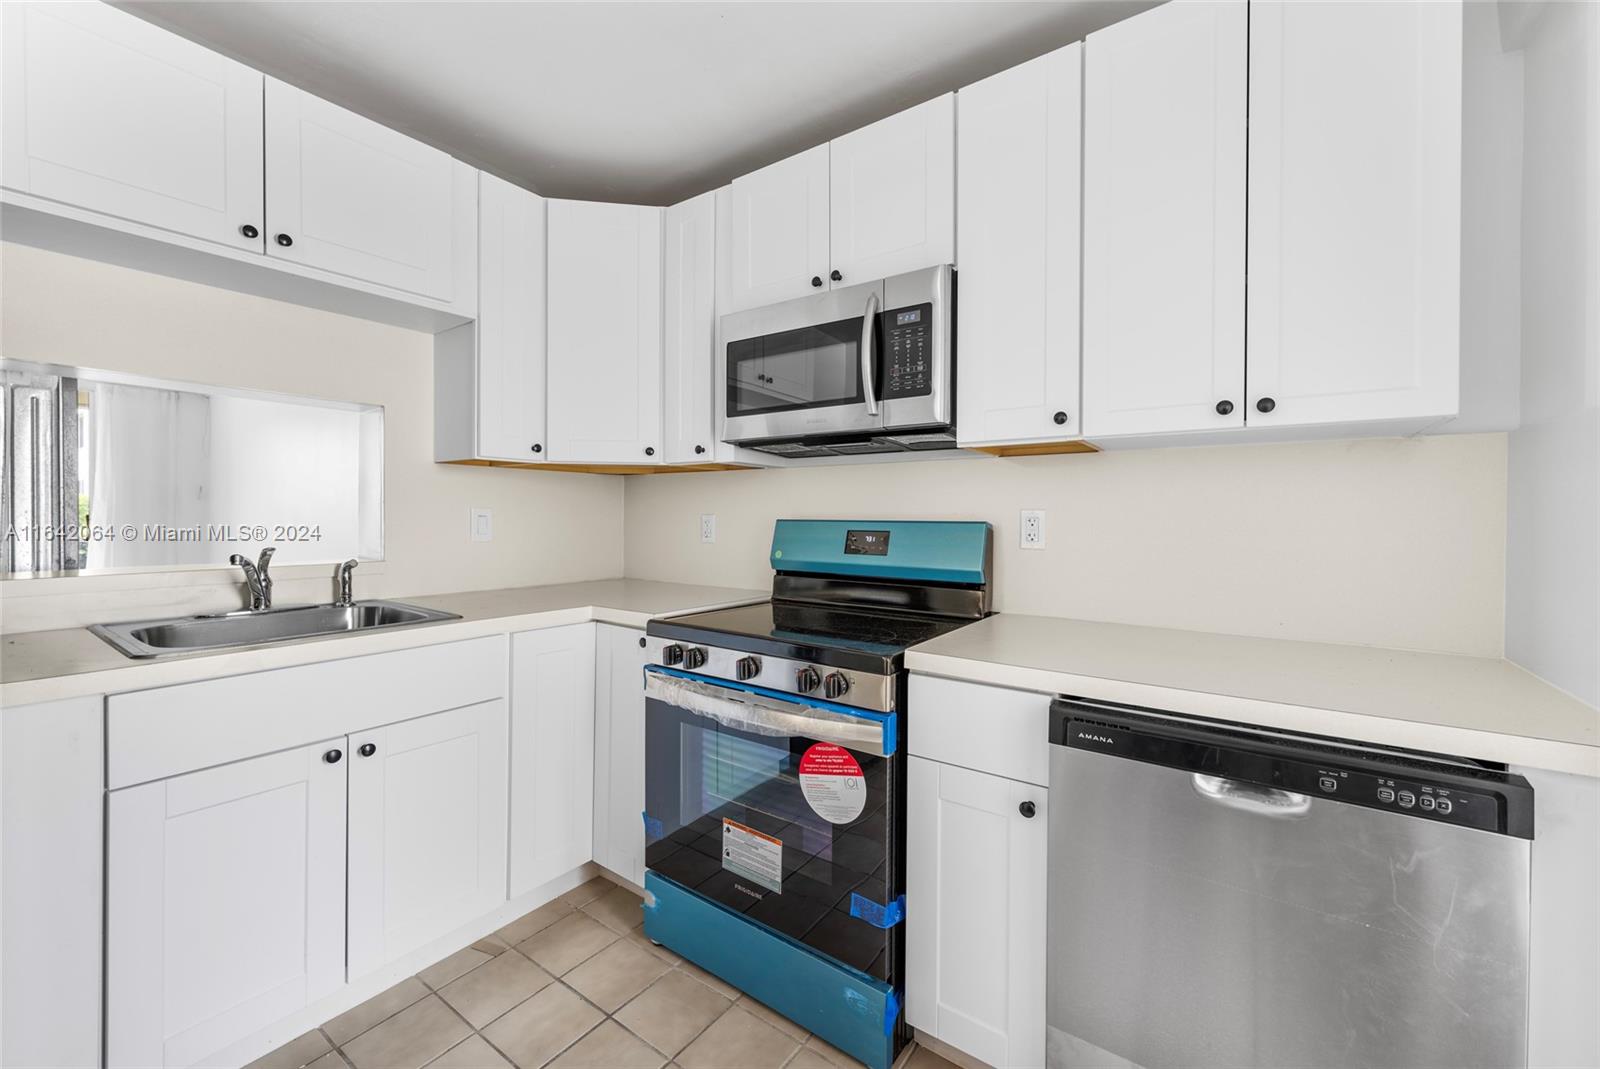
left=90, top=600, right=462, bottom=659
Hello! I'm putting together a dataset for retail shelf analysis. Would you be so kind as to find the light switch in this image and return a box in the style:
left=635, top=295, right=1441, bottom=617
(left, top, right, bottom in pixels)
left=470, top=507, right=493, bottom=543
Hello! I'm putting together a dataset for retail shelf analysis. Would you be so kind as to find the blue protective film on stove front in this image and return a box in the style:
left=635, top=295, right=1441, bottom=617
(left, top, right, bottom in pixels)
left=770, top=519, right=990, bottom=585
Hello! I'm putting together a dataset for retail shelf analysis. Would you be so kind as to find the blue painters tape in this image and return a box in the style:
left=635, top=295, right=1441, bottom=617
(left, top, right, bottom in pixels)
left=645, top=665, right=899, bottom=757
left=884, top=988, right=901, bottom=1036
left=770, top=519, right=991, bottom=586
left=642, top=812, right=663, bottom=841
left=848, top=892, right=906, bottom=929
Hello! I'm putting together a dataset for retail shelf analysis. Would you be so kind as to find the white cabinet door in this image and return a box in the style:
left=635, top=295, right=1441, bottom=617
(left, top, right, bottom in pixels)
left=956, top=46, right=1083, bottom=446
left=906, top=757, right=1047, bottom=1069
left=828, top=94, right=955, bottom=286
left=347, top=700, right=508, bottom=978
left=509, top=625, right=597, bottom=897
left=592, top=625, right=649, bottom=886
left=1247, top=1, right=1462, bottom=427
left=477, top=173, right=548, bottom=461
left=0, top=2, right=264, bottom=253
left=727, top=144, right=830, bottom=312
left=663, top=191, right=718, bottom=464
left=1081, top=0, right=1247, bottom=438
left=264, top=78, right=468, bottom=302
left=107, top=742, right=346, bottom=1068
left=546, top=199, right=664, bottom=464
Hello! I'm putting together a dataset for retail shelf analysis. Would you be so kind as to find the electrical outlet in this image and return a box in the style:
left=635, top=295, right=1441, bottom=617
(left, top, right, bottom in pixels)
left=470, top=507, right=493, bottom=543
left=700, top=514, right=717, bottom=544
left=1020, top=509, right=1046, bottom=549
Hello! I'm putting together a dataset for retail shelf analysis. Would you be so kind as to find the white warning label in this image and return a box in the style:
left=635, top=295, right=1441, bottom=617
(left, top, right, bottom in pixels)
left=722, top=818, right=783, bottom=894
left=798, top=742, right=868, bottom=824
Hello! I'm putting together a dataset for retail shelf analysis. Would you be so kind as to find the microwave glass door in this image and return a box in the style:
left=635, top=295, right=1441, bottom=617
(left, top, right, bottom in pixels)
left=727, top=316, right=867, bottom=417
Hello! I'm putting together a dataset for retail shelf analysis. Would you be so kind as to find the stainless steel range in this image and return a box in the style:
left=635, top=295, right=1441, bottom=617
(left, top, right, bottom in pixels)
left=639, top=519, right=993, bottom=1069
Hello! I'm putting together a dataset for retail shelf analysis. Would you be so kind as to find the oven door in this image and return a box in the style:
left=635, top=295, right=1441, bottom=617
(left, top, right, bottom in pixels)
left=642, top=667, right=902, bottom=982
left=720, top=278, right=886, bottom=444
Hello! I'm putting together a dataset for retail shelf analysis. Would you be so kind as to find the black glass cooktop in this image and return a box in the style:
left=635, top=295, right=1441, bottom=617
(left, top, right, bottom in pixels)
left=649, top=599, right=978, bottom=674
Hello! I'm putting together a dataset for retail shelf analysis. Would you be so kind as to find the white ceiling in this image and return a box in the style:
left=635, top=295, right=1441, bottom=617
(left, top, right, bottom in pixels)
left=118, top=1, right=1156, bottom=205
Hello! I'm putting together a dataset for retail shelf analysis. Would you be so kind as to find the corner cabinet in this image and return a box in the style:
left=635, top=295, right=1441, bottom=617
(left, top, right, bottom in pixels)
left=593, top=625, right=650, bottom=886
left=663, top=191, right=718, bottom=464
left=546, top=199, right=665, bottom=465
left=1080, top=0, right=1248, bottom=439
left=956, top=43, right=1084, bottom=447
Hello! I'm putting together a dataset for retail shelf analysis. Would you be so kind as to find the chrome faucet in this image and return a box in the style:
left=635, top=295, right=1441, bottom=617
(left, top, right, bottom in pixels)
left=229, top=547, right=275, bottom=611
left=334, top=559, right=358, bottom=608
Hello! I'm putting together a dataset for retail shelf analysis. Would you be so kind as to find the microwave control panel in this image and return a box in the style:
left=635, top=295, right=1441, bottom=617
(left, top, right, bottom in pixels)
left=881, top=303, right=934, bottom=399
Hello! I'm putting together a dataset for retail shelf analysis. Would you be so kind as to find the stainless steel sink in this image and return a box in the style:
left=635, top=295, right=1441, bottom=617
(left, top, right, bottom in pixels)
left=89, top=600, right=462, bottom=659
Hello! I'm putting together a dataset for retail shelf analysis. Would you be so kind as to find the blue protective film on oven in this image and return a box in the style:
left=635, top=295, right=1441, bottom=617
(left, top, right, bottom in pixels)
left=644, top=665, right=898, bottom=756
left=643, top=871, right=901, bottom=1069
left=770, top=519, right=991, bottom=585
left=641, top=812, right=663, bottom=841
left=848, top=892, right=905, bottom=929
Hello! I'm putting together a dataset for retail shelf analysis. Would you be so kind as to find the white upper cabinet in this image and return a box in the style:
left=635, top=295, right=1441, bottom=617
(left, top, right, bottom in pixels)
left=107, top=742, right=347, bottom=1069
left=1246, top=1, right=1462, bottom=428
left=546, top=199, right=664, bottom=464
left=662, top=191, right=718, bottom=464
left=476, top=174, right=548, bottom=461
left=957, top=46, right=1083, bottom=447
left=1081, top=0, right=1247, bottom=438
left=727, top=144, right=831, bottom=313
left=346, top=700, right=508, bottom=979
left=0, top=2, right=265, bottom=253
left=264, top=78, right=473, bottom=304
left=828, top=93, right=956, bottom=287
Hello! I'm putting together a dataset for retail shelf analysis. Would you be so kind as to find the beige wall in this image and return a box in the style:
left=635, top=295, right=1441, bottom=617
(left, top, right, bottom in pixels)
left=625, top=435, right=1508, bottom=657
left=0, top=242, right=623, bottom=632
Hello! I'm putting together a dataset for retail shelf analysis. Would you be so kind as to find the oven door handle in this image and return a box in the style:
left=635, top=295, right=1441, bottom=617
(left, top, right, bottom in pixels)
left=861, top=290, right=880, bottom=416
left=645, top=669, right=891, bottom=757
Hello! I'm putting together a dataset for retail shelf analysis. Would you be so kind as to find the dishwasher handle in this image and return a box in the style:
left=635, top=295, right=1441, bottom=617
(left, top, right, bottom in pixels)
left=1191, top=773, right=1312, bottom=819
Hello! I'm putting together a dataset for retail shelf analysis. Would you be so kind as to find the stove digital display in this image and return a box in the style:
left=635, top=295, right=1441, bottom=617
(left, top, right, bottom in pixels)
left=844, top=529, right=891, bottom=556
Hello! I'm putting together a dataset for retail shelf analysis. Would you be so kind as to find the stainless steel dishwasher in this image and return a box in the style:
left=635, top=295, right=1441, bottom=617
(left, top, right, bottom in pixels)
left=1046, top=698, right=1535, bottom=1069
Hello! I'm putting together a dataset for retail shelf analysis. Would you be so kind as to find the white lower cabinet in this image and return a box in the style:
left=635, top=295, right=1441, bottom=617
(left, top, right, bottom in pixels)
left=347, top=700, right=508, bottom=978
left=107, top=742, right=348, bottom=1069
left=593, top=624, right=649, bottom=885
left=509, top=624, right=597, bottom=896
left=907, top=756, right=1048, bottom=1069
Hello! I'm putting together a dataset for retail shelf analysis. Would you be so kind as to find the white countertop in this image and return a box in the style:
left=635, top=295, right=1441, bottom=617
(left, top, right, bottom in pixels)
left=906, top=614, right=1600, bottom=777
left=0, top=579, right=765, bottom=707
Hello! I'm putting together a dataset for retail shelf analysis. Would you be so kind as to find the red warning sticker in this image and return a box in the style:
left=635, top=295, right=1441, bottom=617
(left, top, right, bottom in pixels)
left=798, top=743, right=867, bottom=824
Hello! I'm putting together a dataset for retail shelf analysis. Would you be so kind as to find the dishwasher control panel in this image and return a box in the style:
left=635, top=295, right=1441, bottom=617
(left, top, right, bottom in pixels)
left=1305, top=764, right=1500, bottom=833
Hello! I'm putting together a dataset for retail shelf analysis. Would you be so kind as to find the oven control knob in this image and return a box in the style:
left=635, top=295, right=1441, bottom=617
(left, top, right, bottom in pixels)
left=661, top=644, right=684, bottom=666
left=683, top=647, right=708, bottom=670
left=796, top=667, right=821, bottom=693
left=823, top=672, right=851, bottom=700
left=735, top=655, right=762, bottom=682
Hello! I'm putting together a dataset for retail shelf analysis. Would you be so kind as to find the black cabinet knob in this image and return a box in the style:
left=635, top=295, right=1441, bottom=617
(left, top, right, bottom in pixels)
left=239, top=224, right=259, bottom=239
left=829, top=269, right=843, bottom=282
left=531, top=443, right=542, bottom=453
left=1215, top=400, right=1234, bottom=415
left=1019, top=800, right=1036, bottom=818
left=275, top=233, right=294, bottom=247
left=323, top=748, right=342, bottom=764
left=358, top=743, right=377, bottom=758
left=811, top=276, right=823, bottom=288
left=639, top=636, right=647, bottom=649
left=1257, top=397, right=1276, bottom=413
left=694, top=445, right=706, bottom=455
left=644, top=446, right=655, bottom=457
left=1053, top=411, right=1068, bottom=426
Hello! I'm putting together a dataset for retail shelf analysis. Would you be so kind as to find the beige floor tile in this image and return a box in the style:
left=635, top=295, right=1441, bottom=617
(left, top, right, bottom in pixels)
left=546, top=1020, right=666, bottom=1069
left=784, top=1050, right=837, bottom=1069
left=497, top=897, right=576, bottom=945
left=324, top=978, right=431, bottom=1045
left=563, top=939, right=671, bottom=1013
left=736, top=995, right=808, bottom=1042
left=902, top=1045, right=959, bottom=1069
left=306, top=1053, right=350, bottom=1069
left=420, top=946, right=495, bottom=991
left=803, top=1034, right=868, bottom=1069
left=671, top=960, right=740, bottom=1000
left=244, top=1030, right=332, bottom=1069
left=341, top=995, right=471, bottom=1069
left=580, top=885, right=645, bottom=934
left=482, top=983, right=604, bottom=1069
left=426, top=1035, right=514, bottom=1069
left=677, top=1007, right=800, bottom=1069
left=517, top=912, right=623, bottom=975
left=560, top=876, right=615, bottom=909
left=612, top=971, right=732, bottom=1057
left=624, top=928, right=682, bottom=966
left=474, top=934, right=512, bottom=954
left=438, top=950, right=555, bottom=1029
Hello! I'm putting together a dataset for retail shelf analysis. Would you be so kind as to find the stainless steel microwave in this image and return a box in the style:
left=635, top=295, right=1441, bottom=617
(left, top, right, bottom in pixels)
left=718, top=265, right=954, bottom=458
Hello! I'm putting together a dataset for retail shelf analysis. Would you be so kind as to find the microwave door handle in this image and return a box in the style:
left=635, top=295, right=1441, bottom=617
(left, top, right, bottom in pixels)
left=861, top=291, right=880, bottom=416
